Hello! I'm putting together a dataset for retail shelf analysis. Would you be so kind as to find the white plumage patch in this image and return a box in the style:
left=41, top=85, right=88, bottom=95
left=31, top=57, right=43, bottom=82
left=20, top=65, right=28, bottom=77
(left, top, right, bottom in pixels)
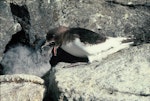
left=61, top=37, right=133, bottom=62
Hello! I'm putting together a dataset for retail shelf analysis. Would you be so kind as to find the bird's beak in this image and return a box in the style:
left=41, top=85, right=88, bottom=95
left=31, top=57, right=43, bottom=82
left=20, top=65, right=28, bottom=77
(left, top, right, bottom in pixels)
left=41, top=40, right=59, bottom=56
left=53, top=46, right=59, bottom=56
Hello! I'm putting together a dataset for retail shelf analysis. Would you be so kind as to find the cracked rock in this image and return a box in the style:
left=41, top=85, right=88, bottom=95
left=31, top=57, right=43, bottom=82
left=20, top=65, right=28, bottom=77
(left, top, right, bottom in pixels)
left=0, top=74, right=46, bottom=101
left=48, top=44, right=150, bottom=101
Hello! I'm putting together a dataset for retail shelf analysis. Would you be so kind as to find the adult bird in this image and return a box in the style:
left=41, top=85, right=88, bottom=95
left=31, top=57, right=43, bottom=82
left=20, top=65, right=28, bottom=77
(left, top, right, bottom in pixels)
left=42, top=26, right=133, bottom=63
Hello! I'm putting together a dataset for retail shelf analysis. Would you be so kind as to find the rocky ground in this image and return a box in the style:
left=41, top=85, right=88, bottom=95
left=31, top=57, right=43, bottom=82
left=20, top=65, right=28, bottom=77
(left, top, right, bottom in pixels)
left=48, top=44, right=150, bottom=101
left=0, top=0, right=150, bottom=101
left=0, top=44, right=150, bottom=101
left=0, top=74, right=45, bottom=101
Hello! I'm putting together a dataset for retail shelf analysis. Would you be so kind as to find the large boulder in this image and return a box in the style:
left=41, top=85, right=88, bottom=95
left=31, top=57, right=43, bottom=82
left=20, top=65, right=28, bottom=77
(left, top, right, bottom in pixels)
left=0, top=74, right=46, bottom=101
left=48, top=44, right=150, bottom=101
left=1, top=0, right=54, bottom=44
left=0, top=1, right=21, bottom=60
left=51, top=0, right=150, bottom=43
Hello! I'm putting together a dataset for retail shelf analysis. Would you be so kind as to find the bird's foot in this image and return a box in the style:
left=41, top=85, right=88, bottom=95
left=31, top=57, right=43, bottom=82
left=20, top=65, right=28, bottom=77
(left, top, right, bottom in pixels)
left=63, top=62, right=90, bottom=68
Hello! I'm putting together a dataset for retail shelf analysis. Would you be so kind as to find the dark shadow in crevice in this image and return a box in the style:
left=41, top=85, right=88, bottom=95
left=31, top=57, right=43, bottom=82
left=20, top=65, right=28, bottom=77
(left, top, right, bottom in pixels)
left=4, top=3, right=31, bottom=52
left=4, top=29, right=30, bottom=53
left=10, top=3, right=31, bottom=29
left=6, top=3, right=31, bottom=49
left=42, top=69, right=62, bottom=101
left=50, top=47, right=89, bottom=67
left=0, top=64, right=4, bottom=75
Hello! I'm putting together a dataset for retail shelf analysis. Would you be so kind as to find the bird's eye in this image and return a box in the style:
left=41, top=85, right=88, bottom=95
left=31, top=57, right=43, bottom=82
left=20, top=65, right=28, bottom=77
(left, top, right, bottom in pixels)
left=46, top=33, right=56, bottom=41
left=48, top=42, right=55, bottom=46
left=53, top=34, right=56, bottom=37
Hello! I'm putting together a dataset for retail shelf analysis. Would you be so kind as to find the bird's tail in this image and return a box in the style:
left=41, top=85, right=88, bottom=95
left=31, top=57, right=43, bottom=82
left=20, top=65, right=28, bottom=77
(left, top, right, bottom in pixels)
left=88, top=37, right=133, bottom=62
left=105, top=37, right=133, bottom=54
left=107, top=36, right=133, bottom=47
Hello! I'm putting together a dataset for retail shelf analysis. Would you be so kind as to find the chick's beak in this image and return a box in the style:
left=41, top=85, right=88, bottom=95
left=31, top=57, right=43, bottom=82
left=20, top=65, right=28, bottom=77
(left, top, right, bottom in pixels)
left=42, top=40, right=59, bottom=56
left=41, top=41, right=51, bottom=49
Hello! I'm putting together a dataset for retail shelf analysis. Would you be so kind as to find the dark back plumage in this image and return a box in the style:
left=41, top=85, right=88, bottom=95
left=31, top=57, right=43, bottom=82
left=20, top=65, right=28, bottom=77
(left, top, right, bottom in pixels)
left=46, top=27, right=107, bottom=46
left=67, top=28, right=106, bottom=44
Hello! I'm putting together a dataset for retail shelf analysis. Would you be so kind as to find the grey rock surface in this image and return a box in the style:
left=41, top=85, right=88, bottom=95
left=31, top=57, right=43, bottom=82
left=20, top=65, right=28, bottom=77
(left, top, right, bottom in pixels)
left=4, top=0, right=54, bottom=44
left=114, top=0, right=149, bottom=4
left=0, top=74, right=45, bottom=101
left=0, top=0, right=150, bottom=101
left=0, top=1, right=21, bottom=60
left=48, top=44, right=150, bottom=101
left=51, top=0, right=150, bottom=40
left=0, top=0, right=149, bottom=57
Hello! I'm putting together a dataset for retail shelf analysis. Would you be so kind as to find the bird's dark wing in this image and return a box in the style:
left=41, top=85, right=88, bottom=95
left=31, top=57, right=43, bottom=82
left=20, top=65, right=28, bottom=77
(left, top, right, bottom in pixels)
left=69, top=28, right=106, bottom=44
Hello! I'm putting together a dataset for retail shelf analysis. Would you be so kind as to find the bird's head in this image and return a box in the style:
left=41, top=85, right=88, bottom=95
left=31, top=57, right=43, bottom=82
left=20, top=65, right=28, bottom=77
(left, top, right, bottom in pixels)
left=42, top=26, right=69, bottom=56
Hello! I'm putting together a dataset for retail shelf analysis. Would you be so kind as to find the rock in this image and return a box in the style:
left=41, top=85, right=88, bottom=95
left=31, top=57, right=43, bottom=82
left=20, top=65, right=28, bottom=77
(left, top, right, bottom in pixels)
left=114, top=0, right=149, bottom=5
left=51, top=0, right=150, bottom=41
left=0, top=1, right=21, bottom=60
left=0, top=0, right=150, bottom=100
left=4, top=0, right=54, bottom=44
left=0, top=0, right=149, bottom=59
left=48, top=44, right=150, bottom=101
left=0, top=0, right=149, bottom=57
left=0, top=74, right=45, bottom=101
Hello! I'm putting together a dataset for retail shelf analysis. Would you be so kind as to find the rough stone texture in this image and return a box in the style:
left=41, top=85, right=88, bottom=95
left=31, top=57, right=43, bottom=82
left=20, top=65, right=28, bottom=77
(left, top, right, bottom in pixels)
left=48, top=44, right=150, bottom=101
left=0, top=74, right=45, bottom=101
left=4, top=0, right=54, bottom=44
left=114, top=0, right=149, bottom=5
left=0, top=1, right=21, bottom=60
left=0, top=0, right=150, bottom=101
left=0, top=0, right=149, bottom=58
left=50, top=0, right=150, bottom=43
